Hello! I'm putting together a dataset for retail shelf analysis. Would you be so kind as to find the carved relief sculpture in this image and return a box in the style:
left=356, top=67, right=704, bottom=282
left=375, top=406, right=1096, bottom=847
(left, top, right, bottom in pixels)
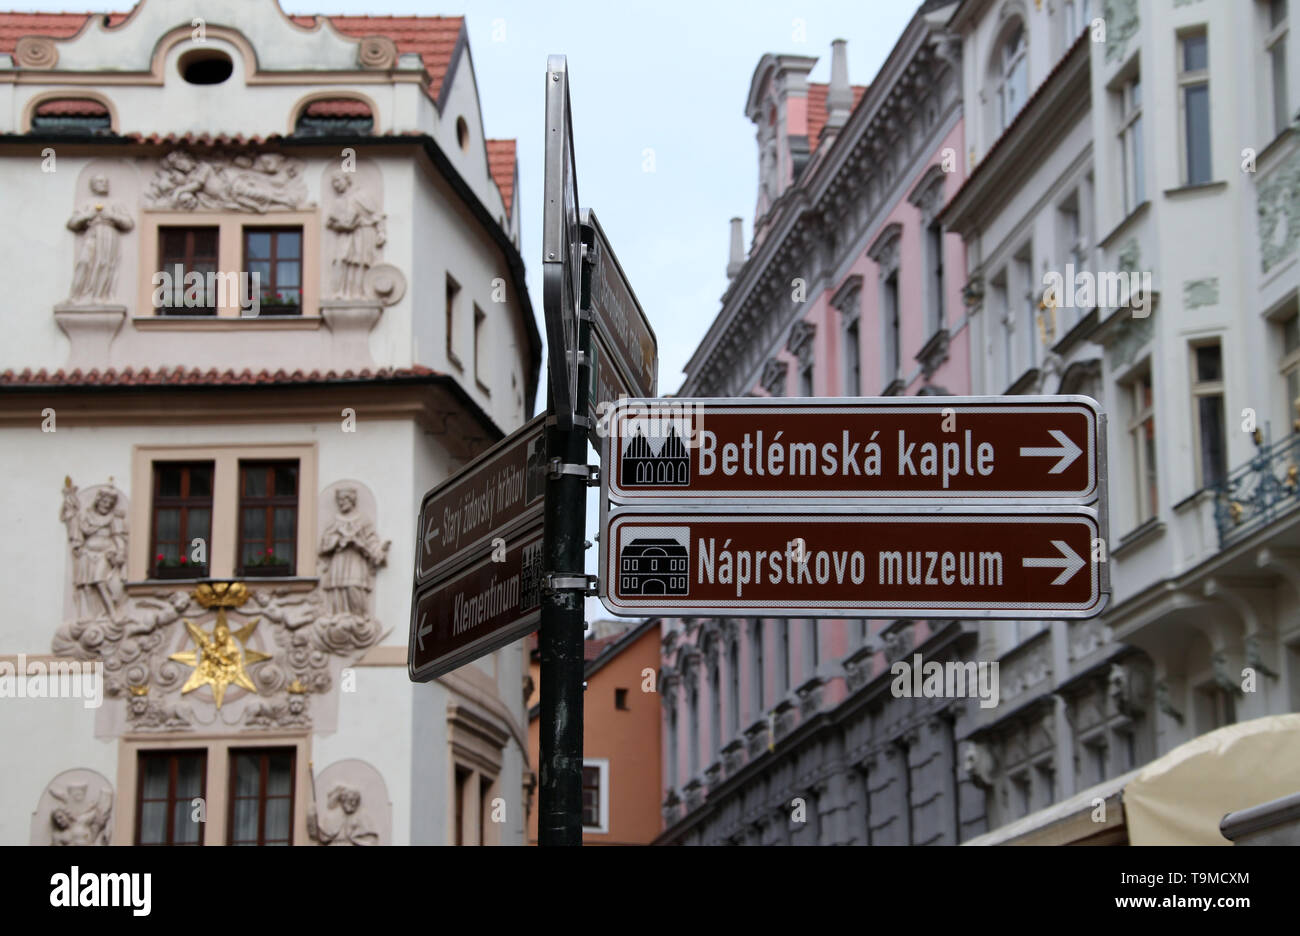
left=66, top=175, right=133, bottom=305
left=308, top=784, right=379, bottom=845
left=45, top=780, right=113, bottom=846
left=146, top=150, right=309, bottom=212
left=326, top=170, right=386, bottom=299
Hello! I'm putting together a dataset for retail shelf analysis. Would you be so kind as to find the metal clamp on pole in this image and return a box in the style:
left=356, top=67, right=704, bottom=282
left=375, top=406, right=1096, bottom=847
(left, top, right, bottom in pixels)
left=543, top=573, right=598, bottom=597
left=566, top=349, right=587, bottom=367
left=548, top=458, right=598, bottom=483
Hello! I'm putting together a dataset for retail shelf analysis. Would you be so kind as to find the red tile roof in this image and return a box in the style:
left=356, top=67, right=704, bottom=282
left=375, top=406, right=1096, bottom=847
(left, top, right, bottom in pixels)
left=0, top=364, right=446, bottom=387
left=807, top=82, right=868, bottom=153
left=0, top=11, right=129, bottom=51
left=486, top=138, right=515, bottom=215
left=293, top=14, right=464, bottom=102
left=0, top=11, right=465, bottom=104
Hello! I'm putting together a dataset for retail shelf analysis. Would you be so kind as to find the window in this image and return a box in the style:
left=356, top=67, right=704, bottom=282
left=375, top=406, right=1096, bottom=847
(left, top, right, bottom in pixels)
left=1191, top=342, right=1227, bottom=489
left=294, top=99, right=374, bottom=137
left=237, top=461, right=299, bottom=576
left=454, top=765, right=470, bottom=846
left=779, top=620, right=791, bottom=696
left=151, top=462, right=213, bottom=578
left=1280, top=306, right=1300, bottom=425
left=136, top=750, right=206, bottom=845
left=1119, top=76, right=1145, bottom=214
left=752, top=619, right=765, bottom=714
left=158, top=227, right=219, bottom=314
left=799, top=362, right=814, bottom=397
left=883, top=272, right=901, bottom=386
left=474, top=305, right=490, bottom=394
left=579, top=764, right=603, bottom=832
left=30, top=98, right=111, bottom=133
left=668, top=705, right=679, bottom=788
left=998, top=23, right=1029, bottom=132
left=992, top=271, right=1012, bottom=386
left=615, top=688, right=629, bottom=710
left=1016, top=249, right=1036, bottom=371
left=478, top=776, right=493, bottom=846
left=1179, top=32, right=1212, bottom=185
left=245, top=228, right=302, bottom=316
left=227, top=748, right=295, bottom=845
left=688, top=682, right=700, bottom=776
left=709, top=660, right=721, bottom=759
left=926, top=221, right=945, bottom=336
left=1127, top=367, right=1159, bottom=523
left=728, top=639, right=741, bottom=736
left=446, top=275, right=462, bottom=368
left=1064, top=0, right=1093, bottom=43
left=1197, top=684, right=1236, bottom=731
left=844, top=317, right=861, bottom=395
left=1267, top=0, right=1290, bottom=138
left=1058, top=193, right=1085, bottom=330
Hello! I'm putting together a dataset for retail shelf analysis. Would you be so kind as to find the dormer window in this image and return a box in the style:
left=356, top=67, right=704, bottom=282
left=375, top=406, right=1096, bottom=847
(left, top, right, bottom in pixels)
left=295, top=99, right=374, bottom=137
left=996, top=23, right=1029, bottom=132
left=31, top=99, right=111, bottom=134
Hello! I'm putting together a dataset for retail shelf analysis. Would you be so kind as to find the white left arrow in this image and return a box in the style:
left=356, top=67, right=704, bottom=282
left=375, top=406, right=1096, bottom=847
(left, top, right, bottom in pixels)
left=1019, top=429, right=1082, bottom=474
left=423, top=515, right=439, bottom=554
left=1022, top=540, right=1085, bottom=585
left=416, top=612, right=432, bottom=651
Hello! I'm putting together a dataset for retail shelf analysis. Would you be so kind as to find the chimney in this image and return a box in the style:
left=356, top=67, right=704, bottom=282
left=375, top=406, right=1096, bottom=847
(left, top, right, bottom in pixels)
left=726, top=217, right=745, bottom=279
left=824, top=39, right=852, bottom=136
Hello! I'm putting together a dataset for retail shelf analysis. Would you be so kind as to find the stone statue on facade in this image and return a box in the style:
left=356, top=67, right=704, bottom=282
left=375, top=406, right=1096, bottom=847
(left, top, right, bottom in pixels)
left=49, top=783, right=113, bottom=846
left=318, top=487, right=389, bottom=619
left=325, top=170, right=386, bottom=298
left=66, top=174, right=133, bottom=305
left=307, top=785, right=378, bottom=845
left=59, top=477, right=127, bottom=625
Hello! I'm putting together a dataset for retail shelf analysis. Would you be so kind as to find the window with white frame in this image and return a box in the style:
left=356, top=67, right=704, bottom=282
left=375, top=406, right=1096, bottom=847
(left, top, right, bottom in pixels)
left=1279, top=302, right=1300, bottom=427
left=1126, top=365, right=1159, bottom=524
left=1119, top=75, right=1145, bottom=214
left=688, top=681, right=700, bottom=777
left=1016, top=249, right=1036, bottom=373
left=883, top=272, right=901, bottom=386
left=844, top=315, right=861, bottom=395
left=751, top=619, right=765, bottom=715
left=581, top=759, right=610, bottom=833
left=1064, top=0, right=1094, bottom=44
left=992, top=271, right=1012, bottom=387
left=997, top=23, right=1029, bottom=133
left=1057, top=192, right=1085, bottom=331
left=728, top=638, right=741, bottom=737
left=1266, top=0, right=1291, bottom=138
left=1190, top=341, right=1227, bottom=489
left=1179, top=31, right=1212, bottom=185
left=926, top=221, right=945, bottom=337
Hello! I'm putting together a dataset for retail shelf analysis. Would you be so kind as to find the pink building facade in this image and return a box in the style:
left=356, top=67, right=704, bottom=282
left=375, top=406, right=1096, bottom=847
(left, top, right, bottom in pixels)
left=658, top=2, right=991, bottom=845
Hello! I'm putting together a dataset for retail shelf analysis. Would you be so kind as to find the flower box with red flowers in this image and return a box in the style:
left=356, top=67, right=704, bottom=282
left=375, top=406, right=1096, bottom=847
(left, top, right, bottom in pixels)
left=242, top=548, right=292, bottom=577
left=153, top=554, right=205, bottom=579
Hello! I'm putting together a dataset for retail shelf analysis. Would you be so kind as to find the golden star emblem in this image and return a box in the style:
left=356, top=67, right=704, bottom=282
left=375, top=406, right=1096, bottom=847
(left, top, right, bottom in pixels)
left=168, top=609, right=271, bottom=709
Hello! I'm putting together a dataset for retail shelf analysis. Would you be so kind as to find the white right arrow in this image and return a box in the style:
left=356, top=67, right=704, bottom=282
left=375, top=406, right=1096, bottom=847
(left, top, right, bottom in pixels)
left=1019, top=429, right=1082, bottom=474
left=1022, top=540, right=1085, bottom=585
left=416, top=612, right=432, bottom=651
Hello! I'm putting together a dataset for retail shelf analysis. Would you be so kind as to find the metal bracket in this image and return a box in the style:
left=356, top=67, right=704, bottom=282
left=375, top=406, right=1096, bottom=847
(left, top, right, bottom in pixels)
left=549, top=458, right=598, bottom=486
left=566, top=349, right=587, bottom=367
left=544, top=413, right=591, bottom=429
left=543, top=573, right=598, bottom=596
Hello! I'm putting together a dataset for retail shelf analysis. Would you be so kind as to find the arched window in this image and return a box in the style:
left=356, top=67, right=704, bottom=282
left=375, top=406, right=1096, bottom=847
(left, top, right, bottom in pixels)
left=995, top=21, right=1029, bottom=133
left=31, top=98, right=111, bottom=134
left=294, top=98, right=374, bottom=137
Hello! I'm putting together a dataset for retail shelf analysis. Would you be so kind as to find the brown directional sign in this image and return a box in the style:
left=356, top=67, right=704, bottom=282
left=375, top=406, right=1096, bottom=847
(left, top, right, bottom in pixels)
left=410, top=528, right=545, bottom=682
left=415, top=413, right=547, bottom=584
left=583, top=209, right=657, bottom=399
left=599, top=510, right=1106, bottom=619
left=603, top=396, right=1102, bottom=503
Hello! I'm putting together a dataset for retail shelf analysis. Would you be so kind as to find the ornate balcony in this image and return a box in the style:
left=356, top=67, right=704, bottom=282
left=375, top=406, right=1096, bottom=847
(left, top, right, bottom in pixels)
left=1214, top=431, right=1300, bottom=547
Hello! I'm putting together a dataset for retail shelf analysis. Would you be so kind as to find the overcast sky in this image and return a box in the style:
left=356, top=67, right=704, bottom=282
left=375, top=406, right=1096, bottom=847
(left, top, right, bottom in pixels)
left=21, top=0, right=920, bottom=621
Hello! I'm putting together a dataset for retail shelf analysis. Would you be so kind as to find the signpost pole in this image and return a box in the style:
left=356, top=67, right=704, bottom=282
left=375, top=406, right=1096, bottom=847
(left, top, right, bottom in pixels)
left=538, top=272, right=593, bottom=847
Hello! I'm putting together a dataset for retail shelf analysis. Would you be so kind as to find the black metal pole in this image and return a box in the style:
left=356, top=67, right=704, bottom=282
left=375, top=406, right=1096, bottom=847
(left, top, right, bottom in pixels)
left=538, top=256, right=592, bottom=846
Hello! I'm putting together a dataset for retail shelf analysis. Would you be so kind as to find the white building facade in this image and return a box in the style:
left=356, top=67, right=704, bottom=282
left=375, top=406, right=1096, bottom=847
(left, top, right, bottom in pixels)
left=943, top=0, right=1300, bottom=840
left=0, top=0, right=540, bottom=846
